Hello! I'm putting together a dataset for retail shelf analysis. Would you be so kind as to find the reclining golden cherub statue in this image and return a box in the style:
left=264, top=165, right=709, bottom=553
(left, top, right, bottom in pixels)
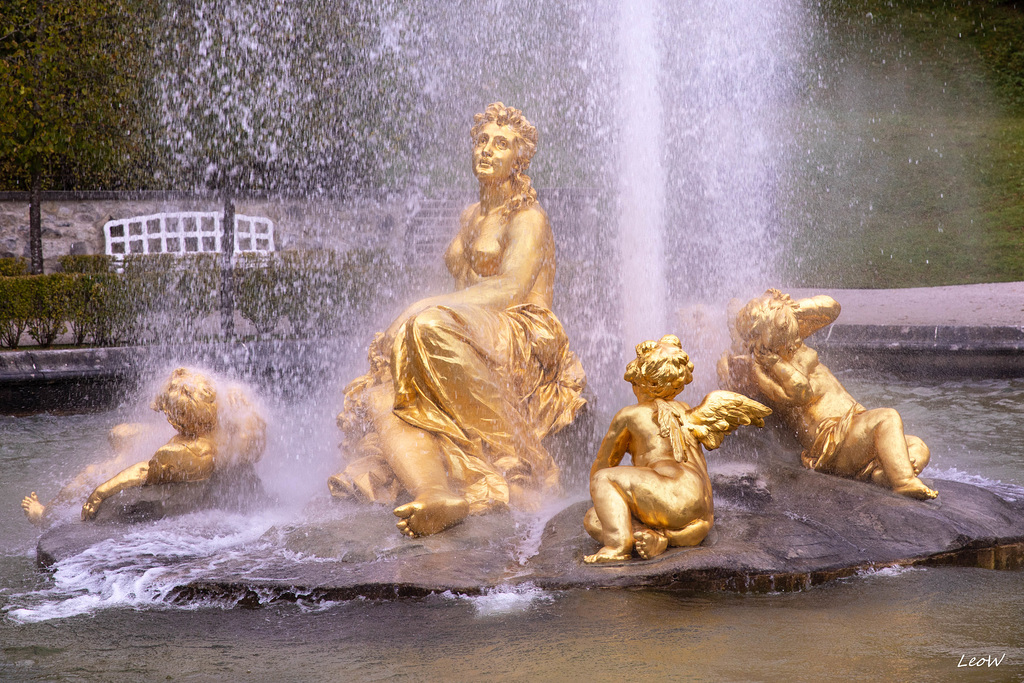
left=718, top=289, right=937, bottom=500
left=583, top=335, right=771, bottom=564
left=21, top=368, right=267, bottom=525
left=21, top=422, right=150, bottom=527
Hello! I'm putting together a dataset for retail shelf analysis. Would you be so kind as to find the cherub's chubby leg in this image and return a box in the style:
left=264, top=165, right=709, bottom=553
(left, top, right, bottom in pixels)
left=833, top=409, right=937, bottom=500
left=583, top=472, right=634, bottom=563
left=21, top=492, right=45, bottom=526
left=363, top=385, right=468, bottom=537
left=586, top=508, right=671, bottom=560
left=871, top=435, right=930, bottom=487
left=634, top=516, right=712, bottom=559
left=585, top=466, right=705, bottom=563
left=906, top=436, right=931, bottom=475
left=662, top=517, right=713, bottom=548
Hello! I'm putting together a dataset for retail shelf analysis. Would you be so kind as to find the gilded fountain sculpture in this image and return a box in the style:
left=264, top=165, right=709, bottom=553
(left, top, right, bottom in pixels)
left=583, top=335, right=770, bottom=563
left=22, top=367, right=267, bottom=525
left=329, top=102, right=587, bottom=537
left=718, top=289, right=937, bottom=500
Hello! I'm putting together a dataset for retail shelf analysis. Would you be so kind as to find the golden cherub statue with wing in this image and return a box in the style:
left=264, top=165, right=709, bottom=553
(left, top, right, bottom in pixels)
left=583, top=335, right=771, bottom=564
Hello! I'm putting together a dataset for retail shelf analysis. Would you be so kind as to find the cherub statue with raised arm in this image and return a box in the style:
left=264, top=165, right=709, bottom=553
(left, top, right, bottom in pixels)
left=79, top=368, right=267, bottom=521
left=718, top=289, right=937, bottom=500
left=583, top=335, right=771, bottom=564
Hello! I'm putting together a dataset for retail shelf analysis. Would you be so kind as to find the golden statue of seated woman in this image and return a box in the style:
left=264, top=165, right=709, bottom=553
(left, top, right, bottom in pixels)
left=718, top=289, right=937, bottom=500
left=583, top=336, right=770, bottom=563
left=329, top=103, right=587, bottom=537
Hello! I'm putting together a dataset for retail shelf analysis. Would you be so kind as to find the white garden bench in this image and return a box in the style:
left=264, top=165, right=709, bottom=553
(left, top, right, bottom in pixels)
left=103, top=211, right=275, bottom=260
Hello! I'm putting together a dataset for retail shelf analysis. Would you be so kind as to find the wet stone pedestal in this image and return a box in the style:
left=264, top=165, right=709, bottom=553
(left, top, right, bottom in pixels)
left=37, top=432, right=1024, bottom=605
left=36, top=466, right=266, bottom=567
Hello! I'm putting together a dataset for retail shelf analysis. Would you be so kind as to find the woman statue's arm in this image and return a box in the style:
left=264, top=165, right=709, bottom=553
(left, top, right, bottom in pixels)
left=383, top=208, right=551, bottom=339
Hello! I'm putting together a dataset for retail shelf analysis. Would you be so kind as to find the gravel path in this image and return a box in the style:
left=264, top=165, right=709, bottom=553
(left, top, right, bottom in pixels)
left=786, top=281, right=1024, bottom=327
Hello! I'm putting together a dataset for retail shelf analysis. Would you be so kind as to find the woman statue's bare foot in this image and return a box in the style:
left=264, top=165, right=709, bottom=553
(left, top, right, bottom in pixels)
left=21, top=492, right=45, bottom=526
left=893, top=477, right=938, bottom=500
left=633, top=529, right=668, bottom=559
left=327, top=473, right=356, bottom=500
left=394, top=491, right=469, bottom=537
left=584, top=546, right=632, bottom=564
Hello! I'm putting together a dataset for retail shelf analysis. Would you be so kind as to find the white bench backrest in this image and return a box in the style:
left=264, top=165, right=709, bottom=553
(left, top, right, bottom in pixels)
left=103, top=212, right=275, bottom=259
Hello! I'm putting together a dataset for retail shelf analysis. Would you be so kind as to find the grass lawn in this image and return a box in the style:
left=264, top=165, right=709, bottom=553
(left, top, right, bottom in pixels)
left=779, top=0, right=1024, bottom=288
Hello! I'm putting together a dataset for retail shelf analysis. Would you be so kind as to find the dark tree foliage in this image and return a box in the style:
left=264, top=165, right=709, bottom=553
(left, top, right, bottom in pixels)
left=155, top=0, right=417, bottom=197
left=0, top=0, right=159, bottom=271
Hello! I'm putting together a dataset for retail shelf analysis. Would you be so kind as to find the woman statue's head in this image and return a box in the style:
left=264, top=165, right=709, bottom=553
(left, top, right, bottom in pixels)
left=471, top=102, right=538, bottom=217
left=625, top=335, right=694, bottom=400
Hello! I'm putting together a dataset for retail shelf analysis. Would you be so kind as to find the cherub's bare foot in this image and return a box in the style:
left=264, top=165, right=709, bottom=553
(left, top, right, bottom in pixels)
left=21, top=492, right=45, bottom=526
left=583, top=546, right=632, bottom=564
left=633, top=529, right=668, bottom=559
left=81, top=492, right=104, bottom=521
left=892, top=477, right=938, bottom=500
left=393, top=491, right=469, bottom=537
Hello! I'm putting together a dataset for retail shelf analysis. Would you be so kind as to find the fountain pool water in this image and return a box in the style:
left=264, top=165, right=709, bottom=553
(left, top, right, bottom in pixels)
left=1, top=376, right=1022, bottom=678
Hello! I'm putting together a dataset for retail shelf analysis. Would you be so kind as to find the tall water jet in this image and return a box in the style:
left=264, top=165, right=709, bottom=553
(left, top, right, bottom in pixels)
left=616, top=0, right=669, bottom=348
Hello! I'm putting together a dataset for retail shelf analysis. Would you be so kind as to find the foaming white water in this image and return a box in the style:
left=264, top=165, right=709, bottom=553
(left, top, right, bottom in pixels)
left=931, top=467, right=1024, bottom=502
left=449, top=583, right=556, bottom=617
left=510, top=494, right=589, bottom=566
left=6, top=510, right=290, bottom=623
left=855, top=565, right=925, bottom=580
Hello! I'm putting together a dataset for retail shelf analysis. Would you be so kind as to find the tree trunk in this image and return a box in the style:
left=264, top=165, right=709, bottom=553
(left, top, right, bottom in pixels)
left=220, top=193, right=235, bottom=339
left=29, top=167, right=43, bottom=274
left=28, top=0, right=44, bottom=275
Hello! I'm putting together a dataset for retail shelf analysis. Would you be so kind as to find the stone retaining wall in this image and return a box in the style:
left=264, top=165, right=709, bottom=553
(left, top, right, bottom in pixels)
left=0, top=193, right=409, bottom=272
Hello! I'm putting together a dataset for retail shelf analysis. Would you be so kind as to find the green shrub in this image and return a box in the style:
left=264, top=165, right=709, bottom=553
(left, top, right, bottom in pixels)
left=174, top=254, right=220, bottom=334
left=26, top=274, right=72, bottom=347
left=278, top=248, right=398, bottom=339
left=281, top=250, right=336, bottom=338
left=87, top=272, right=141, bottom=346
left=0, top=276, right=34, bottom=348
left=0, top=257, right=28, bottom=277
left=58, top=254, right=114, bottom=274
left=236, top=253, right=286, bottom=336
left=338, top=248, right=399, bottom=322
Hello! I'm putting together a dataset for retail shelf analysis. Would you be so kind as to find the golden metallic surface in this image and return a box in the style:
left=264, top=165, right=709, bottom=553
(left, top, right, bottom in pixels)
left=718, top=289, right=937, bottom=500
left=21, top=423, right=146, bottom=527
left=330, top=103, right=587, bottom=537
left=78, top=368, right=267, bottom=521
left=583, top=336, right=770, bottom=564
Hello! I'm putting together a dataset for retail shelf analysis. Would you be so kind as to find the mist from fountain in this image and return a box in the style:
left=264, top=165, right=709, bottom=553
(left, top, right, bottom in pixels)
left=7, top=0, right=1020, bottom=639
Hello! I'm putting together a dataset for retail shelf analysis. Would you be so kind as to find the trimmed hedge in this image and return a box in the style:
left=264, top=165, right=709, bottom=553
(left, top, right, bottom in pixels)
left=0, top=249, right=398, bottom=349
left=0, top=257, right=28, bottom=277
left=0, top=276, right=33, bottom=348
left=59, top=254, right=115, bottom=274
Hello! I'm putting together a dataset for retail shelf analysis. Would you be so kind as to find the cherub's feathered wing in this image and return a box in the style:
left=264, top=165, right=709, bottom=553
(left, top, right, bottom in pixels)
left=654, top=391, right=772, bottom=463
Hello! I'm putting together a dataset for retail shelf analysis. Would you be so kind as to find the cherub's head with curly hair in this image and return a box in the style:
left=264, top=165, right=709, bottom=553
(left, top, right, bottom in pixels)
left=624, top=335, right=694, bottom=400
left=150, top=367, right=218, bottom=437
left=734, top=289, right=801, bottom=359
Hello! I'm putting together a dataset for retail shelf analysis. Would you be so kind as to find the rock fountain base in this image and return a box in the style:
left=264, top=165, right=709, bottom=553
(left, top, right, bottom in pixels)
left=36, top=435, right=1024, bottom=604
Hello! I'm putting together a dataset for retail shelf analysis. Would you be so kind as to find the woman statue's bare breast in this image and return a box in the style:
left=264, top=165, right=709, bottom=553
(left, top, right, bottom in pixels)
left=467, top=230, right=504, bottom=277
